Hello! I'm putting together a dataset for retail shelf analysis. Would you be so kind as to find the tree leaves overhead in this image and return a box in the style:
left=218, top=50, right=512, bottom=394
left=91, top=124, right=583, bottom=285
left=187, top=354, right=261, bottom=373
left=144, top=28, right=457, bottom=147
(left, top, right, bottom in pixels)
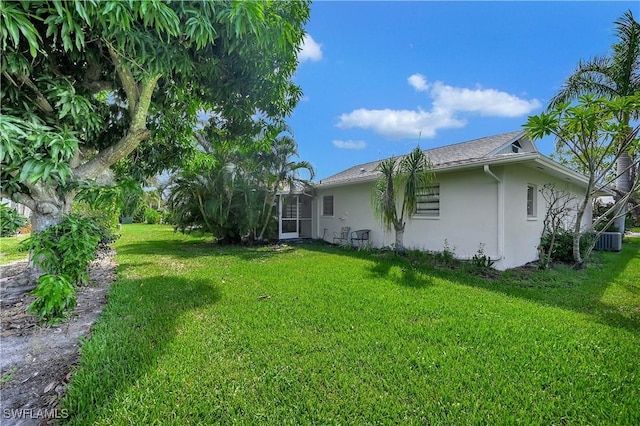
left=1, top=0, right=310, bottom=226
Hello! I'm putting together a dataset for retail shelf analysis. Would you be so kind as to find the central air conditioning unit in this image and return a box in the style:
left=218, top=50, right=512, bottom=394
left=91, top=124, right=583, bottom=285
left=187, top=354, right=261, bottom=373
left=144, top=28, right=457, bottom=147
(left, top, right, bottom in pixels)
left=594, top=232, right=622, bottom=252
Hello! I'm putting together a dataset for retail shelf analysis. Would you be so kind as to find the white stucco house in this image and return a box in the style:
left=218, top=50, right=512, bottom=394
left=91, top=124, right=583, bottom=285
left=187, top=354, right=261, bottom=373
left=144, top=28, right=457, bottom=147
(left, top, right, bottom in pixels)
left=277, top=130, right=593, bottom=270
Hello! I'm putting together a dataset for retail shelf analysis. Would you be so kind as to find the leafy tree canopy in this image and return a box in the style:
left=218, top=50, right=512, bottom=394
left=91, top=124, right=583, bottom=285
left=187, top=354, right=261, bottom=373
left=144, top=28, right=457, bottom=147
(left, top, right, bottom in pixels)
left=1, top=0, right=310, bottom=230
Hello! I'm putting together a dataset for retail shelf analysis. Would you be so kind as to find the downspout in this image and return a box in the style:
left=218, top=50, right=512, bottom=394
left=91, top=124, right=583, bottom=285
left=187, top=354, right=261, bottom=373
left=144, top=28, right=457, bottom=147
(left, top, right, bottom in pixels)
left=483, top=165, right=504, bottom=262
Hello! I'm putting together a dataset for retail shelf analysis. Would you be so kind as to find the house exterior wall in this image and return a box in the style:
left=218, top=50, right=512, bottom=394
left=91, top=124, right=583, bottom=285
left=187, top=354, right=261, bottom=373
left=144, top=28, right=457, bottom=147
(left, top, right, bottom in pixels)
left=316, top=182, right=381, bottom=243
left=316, top=168, right=500, bottom=260
left=500, top=164, right=591, bottom=269
left=316, top=164, right=592, bottom=270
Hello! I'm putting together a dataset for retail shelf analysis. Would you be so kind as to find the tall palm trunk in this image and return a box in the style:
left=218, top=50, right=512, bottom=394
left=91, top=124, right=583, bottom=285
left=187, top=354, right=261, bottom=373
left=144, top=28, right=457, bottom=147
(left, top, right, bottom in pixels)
left=614, top=149, right=631, bottom=232
left=394, top=223, right=405, bottom=249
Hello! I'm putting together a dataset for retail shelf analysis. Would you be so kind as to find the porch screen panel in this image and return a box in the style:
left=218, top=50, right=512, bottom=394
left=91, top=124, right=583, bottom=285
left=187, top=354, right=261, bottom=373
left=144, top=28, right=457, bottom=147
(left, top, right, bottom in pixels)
left=282, top=197, right=298, bottom=219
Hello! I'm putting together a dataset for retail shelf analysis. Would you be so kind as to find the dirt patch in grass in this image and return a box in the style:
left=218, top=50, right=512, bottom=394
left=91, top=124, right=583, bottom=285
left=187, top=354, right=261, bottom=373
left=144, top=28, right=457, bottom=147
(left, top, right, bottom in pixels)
left=0, top=249, right=116, bottom=425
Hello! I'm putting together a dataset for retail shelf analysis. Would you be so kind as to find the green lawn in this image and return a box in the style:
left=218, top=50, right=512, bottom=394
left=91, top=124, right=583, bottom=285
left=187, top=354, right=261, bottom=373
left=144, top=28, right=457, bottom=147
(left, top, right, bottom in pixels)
left=0, top=234, right=29, bottom=265
left=63, top=224, right=640, bottom=424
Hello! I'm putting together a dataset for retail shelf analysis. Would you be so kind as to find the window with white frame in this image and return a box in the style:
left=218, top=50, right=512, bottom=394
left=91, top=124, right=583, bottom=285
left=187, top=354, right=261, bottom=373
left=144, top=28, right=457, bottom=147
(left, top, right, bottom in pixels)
left=322, top=195, right=334, bottom=216
left=415, top=184, right=440, bottom=217
left=527, top=184, right=537, bottom=217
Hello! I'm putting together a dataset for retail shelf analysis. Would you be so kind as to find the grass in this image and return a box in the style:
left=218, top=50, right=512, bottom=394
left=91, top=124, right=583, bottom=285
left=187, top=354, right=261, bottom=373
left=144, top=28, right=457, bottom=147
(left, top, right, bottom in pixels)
left=63, top=224, right=640, bottom=424
left=0, top=234, right=29, bottom=265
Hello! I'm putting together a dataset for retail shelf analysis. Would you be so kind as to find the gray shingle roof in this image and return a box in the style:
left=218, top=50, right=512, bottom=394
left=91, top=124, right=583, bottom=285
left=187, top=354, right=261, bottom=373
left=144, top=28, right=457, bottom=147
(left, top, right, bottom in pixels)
left=317, top=130, right=527, bottom=187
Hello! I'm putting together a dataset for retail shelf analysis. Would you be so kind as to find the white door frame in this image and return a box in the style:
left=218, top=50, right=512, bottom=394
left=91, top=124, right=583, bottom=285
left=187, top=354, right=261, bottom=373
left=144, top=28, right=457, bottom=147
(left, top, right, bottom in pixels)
left=279, top=195, right=299, bottom=239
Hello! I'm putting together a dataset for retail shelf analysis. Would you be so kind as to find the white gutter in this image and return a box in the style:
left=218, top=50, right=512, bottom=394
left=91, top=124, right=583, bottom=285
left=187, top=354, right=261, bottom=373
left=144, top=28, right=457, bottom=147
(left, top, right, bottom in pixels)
left=483, top=165, right=504, bottom=262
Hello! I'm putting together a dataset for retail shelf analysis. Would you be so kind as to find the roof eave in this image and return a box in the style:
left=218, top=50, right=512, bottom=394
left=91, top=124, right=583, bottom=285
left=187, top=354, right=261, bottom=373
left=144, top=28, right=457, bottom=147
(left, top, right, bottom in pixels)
left=316, top=153, right=592, bottom=189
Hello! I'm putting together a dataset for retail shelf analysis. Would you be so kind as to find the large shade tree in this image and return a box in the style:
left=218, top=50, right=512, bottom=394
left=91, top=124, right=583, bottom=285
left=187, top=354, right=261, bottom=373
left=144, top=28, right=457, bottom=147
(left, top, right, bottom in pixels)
left=372, top=147, right=433, bottom=250
left=549, top=10, right=640, bottom=229
left=1, top=0, right=310, bottom=232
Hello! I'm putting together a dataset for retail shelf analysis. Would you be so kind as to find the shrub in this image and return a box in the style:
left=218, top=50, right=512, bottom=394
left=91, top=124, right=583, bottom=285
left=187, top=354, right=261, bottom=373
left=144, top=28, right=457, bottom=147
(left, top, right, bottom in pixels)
left=0, top=203, right=28, bottom=237
left=470, top=243, right=495, bottom=269
left=27, top=274, right=76, bottom=323
left=144, top=208, right=161, bottom=224
left=22, top=214, right=102, bottom=286
left=539, top=230, right=592, bottom=263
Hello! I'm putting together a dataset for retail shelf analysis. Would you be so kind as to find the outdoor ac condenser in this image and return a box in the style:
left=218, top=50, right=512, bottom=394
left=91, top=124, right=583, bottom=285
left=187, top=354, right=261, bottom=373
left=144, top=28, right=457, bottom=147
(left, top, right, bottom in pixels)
left=594, top=232, right=622, bottom=252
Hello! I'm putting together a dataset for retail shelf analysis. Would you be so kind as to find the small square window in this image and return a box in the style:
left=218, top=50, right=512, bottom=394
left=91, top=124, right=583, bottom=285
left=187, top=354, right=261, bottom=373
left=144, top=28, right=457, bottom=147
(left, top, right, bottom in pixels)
left=527, top=184, right=537, bottom=217
left=322, top=195, right=334, bottom=216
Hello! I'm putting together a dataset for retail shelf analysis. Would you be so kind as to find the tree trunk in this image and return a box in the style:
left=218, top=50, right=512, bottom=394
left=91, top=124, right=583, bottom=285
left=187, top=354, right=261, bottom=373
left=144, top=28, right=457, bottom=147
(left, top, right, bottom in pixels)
left=614, top=149, right=631, bottom=232
left=24, top=190, right=74, bottom=279
left=572, top=194, right=589, bottom=268
left=31, top=201, right=65, bottom=232
left=394, top=222, right=405, bottom=251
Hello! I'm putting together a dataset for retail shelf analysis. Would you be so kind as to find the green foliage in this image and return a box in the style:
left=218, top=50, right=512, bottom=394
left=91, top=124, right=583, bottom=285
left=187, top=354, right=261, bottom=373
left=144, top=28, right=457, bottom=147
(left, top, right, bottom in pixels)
left=372, top=147, right=433, bottom=248
left=0, top=203, right=27, bottom=237
left=27, top=274, right=76, bottom=323
left=470, top=243, right=495, bottom=269
left=169, top=123, right=313, bottom=242
left=22, top=214, right=101, bottom=286
left=1, top=0, right=310, bottom=238
left=525, top=94, right=640, bottom=265
left=144, top=208, right=161, bottom=225
left=434, top=239, right=457, bottom=266
left=539, top=231, right=593, bottom=263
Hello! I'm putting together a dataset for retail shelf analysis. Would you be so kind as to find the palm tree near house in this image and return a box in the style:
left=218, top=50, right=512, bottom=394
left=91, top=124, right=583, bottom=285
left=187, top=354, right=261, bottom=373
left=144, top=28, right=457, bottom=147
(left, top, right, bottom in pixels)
left=168, top=138, right=242, bottom=241
left=254, top=123, right=315, bottom=241
left=372, top=147, right=433, bottom=250
left=549, top=10, right=640, bottom=229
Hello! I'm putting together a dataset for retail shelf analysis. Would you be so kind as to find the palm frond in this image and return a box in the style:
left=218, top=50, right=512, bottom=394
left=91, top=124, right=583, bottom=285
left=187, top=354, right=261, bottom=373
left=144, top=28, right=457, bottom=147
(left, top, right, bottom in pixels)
left=372, top=158, right=399, bottom=231
left=400, top=148, right=433, bottom=220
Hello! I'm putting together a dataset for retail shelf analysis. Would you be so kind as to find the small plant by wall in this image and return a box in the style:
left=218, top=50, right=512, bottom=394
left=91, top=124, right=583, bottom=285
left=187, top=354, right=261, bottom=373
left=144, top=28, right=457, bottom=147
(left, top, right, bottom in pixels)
left=470, top=243, right=495, bottom=269
left=538, top=184, right=576, bottom=269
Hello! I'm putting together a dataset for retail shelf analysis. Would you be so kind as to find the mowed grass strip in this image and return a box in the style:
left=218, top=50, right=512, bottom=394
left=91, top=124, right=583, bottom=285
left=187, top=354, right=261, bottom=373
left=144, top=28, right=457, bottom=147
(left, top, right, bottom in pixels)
left=0, top=234, right=29, bottom=265
left=63, top=225, right=640, bottom=424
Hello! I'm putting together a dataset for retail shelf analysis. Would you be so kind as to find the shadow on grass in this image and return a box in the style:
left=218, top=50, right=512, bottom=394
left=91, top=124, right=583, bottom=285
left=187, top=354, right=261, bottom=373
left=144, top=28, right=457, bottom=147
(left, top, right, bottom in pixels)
left=62, top=275, right=221, bottom=424
left=302, top=239, right=640, bottom=334
left=296, top=242, right=439, bottom=288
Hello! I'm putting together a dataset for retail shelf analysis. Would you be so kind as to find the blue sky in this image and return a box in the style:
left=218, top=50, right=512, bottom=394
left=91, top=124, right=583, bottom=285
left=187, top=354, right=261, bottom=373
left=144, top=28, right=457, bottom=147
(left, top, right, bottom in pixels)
left=289, top=1, right=638, bottom=180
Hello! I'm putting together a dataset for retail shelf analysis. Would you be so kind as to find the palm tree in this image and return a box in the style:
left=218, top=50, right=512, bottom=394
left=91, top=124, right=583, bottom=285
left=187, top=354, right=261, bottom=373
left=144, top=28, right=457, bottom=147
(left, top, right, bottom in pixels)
left=549, top=10, right=640, bottom=229
left=254, top=124, right=315, bottom=241
left=372, top=147, right=433, bottom=250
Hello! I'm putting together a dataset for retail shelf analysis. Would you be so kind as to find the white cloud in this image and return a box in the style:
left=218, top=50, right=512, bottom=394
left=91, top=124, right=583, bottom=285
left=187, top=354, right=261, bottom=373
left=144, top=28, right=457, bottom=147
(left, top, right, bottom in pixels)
left=337, top=76, right=541, bottom=139
left=298, top=34, right=323, bottom=63
left=332, top=139, right=367, bottom=150
left=430, top=81, right=541, bottom=117
left=408, top=73, right=429, bottom=92
left=338, top=108, right=465, bottom=140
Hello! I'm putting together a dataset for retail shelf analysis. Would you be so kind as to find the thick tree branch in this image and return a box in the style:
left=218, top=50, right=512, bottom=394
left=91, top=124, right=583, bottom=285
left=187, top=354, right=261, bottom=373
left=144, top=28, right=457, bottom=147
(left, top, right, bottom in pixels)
left=13, top=74, right=54, bottom=113
left=73, top=74, right=161, bottom=180
left=0, top=190, right=36, bottom=211
left=106, top=41, right=140, bottom=117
